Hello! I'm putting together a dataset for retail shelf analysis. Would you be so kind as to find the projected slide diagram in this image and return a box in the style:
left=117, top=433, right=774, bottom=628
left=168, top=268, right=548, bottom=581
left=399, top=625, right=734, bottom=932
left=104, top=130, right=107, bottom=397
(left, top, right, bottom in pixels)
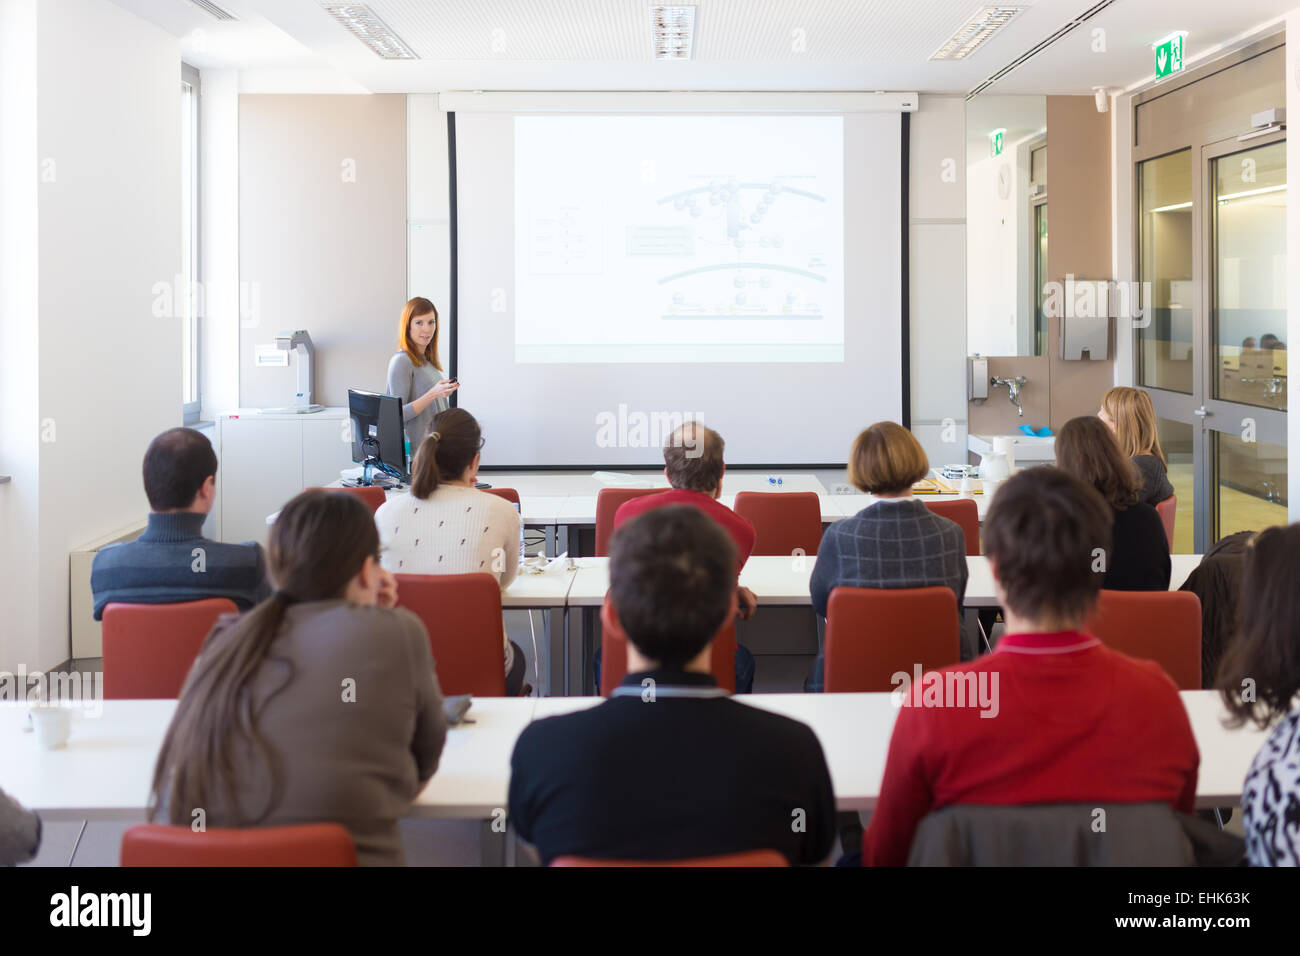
left=516, top=114, right=844, bottom=363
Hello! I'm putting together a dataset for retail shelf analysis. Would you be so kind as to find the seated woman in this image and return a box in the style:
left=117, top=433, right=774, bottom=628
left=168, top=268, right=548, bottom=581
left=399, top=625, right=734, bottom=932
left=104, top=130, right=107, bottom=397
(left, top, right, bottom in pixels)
left=149, top=489, right=447, bottom=866
left=375, top=407, right=528, bottom=696
left=1216, top=523, right=1300, bottom=866
left=1099, top=386, right=1175, bottom=507
left=809, top=422, right=968, bottom=691
left=1055, top=416, right=1170, bottom=591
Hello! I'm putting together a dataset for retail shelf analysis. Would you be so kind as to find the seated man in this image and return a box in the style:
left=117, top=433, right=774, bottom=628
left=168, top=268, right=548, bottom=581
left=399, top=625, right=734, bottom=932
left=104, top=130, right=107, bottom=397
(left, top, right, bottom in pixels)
left=606, top=421, right=757, bottom=693
left=91, top=428, right=270, bottom=619
left=861, top=467, right=1199, bottom=865
left=510, top=506, right=836, bottom=865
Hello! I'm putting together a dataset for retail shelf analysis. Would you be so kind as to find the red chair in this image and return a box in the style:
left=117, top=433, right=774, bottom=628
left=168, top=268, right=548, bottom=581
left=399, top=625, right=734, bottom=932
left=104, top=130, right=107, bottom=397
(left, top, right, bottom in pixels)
left=824, top=587, right=960, bottom=693
left=1086, top=589, right=1201, bottom=690
left=1155, top=495, right=1177, bottom=550
left=599, top=596, right=738, bottom=694
left=484, top=487, right=520, bottom=506
left=121, top=823, right=356, bottom=867
left=924, top=498, right=980, bottom=556
left=326, top=484, right=387, bottom=516
left=102, top=599, right=239, bottom=699
left=552, top=849, right=787, bottom=867
left=595, top=488, right=666, bottom=556
left=394, top=573, right=508, bottom=696
left=733, top=491, right=823, bottom=556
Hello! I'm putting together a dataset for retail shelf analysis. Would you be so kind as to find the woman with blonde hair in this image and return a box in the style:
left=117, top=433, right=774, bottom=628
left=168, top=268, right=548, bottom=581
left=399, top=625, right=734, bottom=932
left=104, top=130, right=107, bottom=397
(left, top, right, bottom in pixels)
left=387, top=297, right=459, bottom=450
left=1098, top=386, right=1174, bottom=506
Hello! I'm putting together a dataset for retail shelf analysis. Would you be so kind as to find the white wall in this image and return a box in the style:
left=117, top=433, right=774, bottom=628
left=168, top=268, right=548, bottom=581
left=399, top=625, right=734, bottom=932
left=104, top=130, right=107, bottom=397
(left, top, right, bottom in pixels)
left=200, top=68, right=241, bottom=421
left=908, top=95, right=969, bottom=469
left=0, top=0, right=42, bottom=673
left=4, top=0, right=182, bottom=670
left=1287, top=9, right=1300, bottom=523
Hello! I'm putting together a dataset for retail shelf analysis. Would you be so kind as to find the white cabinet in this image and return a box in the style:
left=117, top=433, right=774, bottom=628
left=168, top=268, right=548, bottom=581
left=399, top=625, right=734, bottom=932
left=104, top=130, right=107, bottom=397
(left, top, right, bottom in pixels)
left=215, top=408, right=353, bottom=544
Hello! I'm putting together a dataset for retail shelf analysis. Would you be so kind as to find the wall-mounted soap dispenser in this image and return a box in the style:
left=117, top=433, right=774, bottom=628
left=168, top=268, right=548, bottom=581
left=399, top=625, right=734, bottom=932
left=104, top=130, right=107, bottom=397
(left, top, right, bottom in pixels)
left=969, top=355, right=989, bottom=403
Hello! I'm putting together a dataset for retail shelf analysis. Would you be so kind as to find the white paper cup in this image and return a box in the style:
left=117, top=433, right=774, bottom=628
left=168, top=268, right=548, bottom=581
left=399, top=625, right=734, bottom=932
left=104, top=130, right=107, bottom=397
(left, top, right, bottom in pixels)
left=31, top=706, right=72, bottom=750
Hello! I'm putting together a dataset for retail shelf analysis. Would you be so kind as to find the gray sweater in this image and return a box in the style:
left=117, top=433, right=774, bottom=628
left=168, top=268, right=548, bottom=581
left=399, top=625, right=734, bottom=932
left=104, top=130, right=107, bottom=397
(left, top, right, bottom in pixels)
left=162, top=601, right=448, bottom=866
left=1133, top=454, right=1175, bottom=507
left=386, top=351, right=449, bottom=450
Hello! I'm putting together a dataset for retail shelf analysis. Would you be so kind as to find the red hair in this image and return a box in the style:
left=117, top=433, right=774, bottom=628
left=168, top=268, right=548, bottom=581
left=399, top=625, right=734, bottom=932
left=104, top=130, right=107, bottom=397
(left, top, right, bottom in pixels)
left=398, top=297, right=442, bottom=370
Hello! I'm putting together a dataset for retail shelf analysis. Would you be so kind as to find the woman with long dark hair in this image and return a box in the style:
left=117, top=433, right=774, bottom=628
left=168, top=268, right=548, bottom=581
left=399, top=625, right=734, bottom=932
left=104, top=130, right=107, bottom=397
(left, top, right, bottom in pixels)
left=1217, top=524, right=1300, bottom=866
left=150, top=489, right=447, bottom=865
left=1055, top=415, right=1170, bottom=591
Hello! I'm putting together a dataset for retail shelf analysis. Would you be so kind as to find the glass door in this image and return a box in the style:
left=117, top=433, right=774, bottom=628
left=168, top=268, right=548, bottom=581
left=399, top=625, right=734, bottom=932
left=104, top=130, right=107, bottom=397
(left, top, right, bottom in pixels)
left=1205, top=136, right=1287, bottom=539
left=1137, top=135, right=1287, bottom=552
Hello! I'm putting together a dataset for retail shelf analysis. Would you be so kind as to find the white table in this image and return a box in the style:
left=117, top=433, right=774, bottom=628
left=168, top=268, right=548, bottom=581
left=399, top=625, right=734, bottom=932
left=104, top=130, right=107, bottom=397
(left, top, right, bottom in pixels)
left=565, top=554, right=1205, bottom=609
left=0, top=698, right=537, bottom=824
left=526, top=691, right=1266, bottom=811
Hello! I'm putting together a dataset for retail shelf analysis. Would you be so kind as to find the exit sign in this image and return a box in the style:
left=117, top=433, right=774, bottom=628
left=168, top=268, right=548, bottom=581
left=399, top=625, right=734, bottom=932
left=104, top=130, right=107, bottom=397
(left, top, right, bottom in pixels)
left=1154, top=32, right=1186, bottom=79
left=990, top=128, right=1005, bottom=157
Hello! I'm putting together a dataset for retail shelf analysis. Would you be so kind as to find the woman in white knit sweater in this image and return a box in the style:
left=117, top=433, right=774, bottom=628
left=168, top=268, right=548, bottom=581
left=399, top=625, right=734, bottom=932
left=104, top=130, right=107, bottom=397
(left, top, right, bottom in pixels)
left=375, top=408, right=527, bottom=695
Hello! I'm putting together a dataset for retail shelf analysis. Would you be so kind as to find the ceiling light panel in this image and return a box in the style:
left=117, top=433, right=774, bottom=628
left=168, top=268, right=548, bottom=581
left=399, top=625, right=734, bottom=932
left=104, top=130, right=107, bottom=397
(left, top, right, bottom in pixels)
left=931, top=5, right=1026, bottom=61
left=320, top=3, right=418, bottom=59
left=651, top=5, right=696, bottom=60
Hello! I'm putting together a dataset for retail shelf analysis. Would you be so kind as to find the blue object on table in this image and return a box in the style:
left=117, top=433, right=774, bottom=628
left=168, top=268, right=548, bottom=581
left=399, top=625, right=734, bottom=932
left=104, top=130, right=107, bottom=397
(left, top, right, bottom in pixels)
left=1018, top=424, right=1036, bottom=436
left=767, top=476, right=783, bottom=485
left=1036, top=426, right=1053, bottom=437
left=1018, top=425, right=1055, bottom=437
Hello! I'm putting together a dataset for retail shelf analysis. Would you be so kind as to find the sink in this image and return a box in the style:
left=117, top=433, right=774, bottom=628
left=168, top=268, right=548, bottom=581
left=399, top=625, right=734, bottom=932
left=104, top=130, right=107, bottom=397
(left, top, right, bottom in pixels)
left=968, top=433, right=1057, bottom=463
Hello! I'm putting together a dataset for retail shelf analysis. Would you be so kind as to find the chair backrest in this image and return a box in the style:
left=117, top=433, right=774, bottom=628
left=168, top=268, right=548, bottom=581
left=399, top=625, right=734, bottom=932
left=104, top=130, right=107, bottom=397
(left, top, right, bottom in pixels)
left=121, top=823, right=356, bottom=867
left=595, top=488, right=665, bottom=556
left=600, top=616, right=737, bottom=695
left=923, top=498, right=980, bottom=556
left=824, top=586, right=960, bottom=693
left=1155, top=495, right=1177, bottom=550
left=102, top=599, right=239, bottom=699
left=1086, top=589, right=1202, bottom=690
left=903, top=803, right=1223, bottom=867
left=326, top=484, right=387, bottom=516
left=484, top=487, right=520, bottom=506
left=552, top=849, right=787, bottom=867
left=394, top=573, right=507, bottom=696
left=732, top=491, right=823, bottom=556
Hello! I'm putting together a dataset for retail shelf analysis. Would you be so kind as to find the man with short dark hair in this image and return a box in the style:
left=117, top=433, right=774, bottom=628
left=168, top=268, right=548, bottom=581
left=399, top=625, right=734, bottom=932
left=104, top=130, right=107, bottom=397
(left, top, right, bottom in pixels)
left=91, top=428, right=270, bottom=618
left=861, top=467, right=1199, bottom=866
left=610, top=421, right=758, bottom=692
left=509, top=506, right=836, bottom=865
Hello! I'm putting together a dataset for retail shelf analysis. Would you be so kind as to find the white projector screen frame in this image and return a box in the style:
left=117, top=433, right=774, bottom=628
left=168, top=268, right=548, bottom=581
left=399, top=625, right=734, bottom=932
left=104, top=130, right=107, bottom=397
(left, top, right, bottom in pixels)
left=447, top=96, right=911, bottom=469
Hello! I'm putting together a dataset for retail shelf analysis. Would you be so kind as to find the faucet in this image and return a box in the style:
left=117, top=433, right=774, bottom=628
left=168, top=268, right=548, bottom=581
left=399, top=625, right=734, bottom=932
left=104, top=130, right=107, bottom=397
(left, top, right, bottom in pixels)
left=990, top=375, right=1027, bottom=416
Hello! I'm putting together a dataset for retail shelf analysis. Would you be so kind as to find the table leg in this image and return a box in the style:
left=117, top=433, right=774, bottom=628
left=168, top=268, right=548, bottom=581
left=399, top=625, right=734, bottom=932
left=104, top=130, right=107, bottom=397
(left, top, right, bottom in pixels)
left=479, top=818, right=507, bottom=867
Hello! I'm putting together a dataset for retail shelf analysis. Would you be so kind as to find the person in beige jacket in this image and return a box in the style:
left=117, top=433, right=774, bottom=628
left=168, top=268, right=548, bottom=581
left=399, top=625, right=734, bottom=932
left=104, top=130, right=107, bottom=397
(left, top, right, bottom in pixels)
left=150, top=489, right=447, bottom=866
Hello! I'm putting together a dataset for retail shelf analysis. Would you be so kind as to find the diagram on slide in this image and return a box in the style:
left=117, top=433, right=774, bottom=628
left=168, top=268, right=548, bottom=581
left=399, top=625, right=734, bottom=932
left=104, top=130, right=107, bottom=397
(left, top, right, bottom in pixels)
left=515, top=114, right=844, bottom=363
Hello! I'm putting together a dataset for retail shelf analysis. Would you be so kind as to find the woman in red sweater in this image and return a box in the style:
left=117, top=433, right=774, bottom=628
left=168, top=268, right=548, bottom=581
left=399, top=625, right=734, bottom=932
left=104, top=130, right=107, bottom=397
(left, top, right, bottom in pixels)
left=862, top=467, right=1200, bottom=866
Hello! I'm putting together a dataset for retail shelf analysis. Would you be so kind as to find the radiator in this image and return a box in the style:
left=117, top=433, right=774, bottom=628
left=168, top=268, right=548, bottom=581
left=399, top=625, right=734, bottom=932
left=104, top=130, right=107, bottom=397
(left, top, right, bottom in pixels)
left=69, top=519, right=148, bottom=660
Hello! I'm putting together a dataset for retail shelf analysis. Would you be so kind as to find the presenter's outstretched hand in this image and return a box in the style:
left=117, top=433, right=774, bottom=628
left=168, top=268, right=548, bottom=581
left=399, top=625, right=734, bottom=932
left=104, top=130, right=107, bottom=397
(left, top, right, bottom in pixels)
left=426, top=379, right=460, bottom=402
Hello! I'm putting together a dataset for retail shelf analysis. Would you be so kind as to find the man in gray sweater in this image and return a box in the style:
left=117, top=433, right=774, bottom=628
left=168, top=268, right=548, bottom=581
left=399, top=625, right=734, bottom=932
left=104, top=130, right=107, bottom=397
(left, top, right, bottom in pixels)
left=91, top=428, right=270, bottom=619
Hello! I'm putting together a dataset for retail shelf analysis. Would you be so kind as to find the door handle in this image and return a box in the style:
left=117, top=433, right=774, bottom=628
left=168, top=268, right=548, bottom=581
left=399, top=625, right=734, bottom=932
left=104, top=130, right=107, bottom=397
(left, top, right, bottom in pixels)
left=1193, top=406, right=1209, bottom=417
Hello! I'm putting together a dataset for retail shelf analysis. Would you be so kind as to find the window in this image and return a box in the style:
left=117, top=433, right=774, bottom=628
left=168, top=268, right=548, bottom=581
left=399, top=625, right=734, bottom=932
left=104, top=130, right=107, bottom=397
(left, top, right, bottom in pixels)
left=181, top=65, right=200, bottom=424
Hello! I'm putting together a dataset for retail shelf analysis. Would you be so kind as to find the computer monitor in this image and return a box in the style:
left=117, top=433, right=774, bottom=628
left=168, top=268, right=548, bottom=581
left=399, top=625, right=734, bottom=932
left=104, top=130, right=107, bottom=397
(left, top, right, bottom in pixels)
left=348, top=388, right=407, bottom=484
